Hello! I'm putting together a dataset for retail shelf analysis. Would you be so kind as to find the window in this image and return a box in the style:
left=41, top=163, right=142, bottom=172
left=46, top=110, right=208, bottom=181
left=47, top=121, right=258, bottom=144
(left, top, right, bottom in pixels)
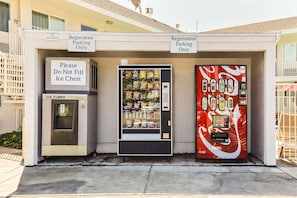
left=0, top=2, right=9, bottom=32
left=81, top=25, right=96, bottom=31
left=50, top=16, right=65, bottom=31
left=283, top=43, right=297, bottom=63
left=32, top=11, right=48, bottom=30
left=32, top=11, right=65, bottom=31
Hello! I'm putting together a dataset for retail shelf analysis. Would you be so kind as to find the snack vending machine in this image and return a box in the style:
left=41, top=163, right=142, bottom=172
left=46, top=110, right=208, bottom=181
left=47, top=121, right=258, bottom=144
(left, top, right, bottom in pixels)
left=118, top=64, right=172, bottom=156
left=195, top=65, right=247, bottom=160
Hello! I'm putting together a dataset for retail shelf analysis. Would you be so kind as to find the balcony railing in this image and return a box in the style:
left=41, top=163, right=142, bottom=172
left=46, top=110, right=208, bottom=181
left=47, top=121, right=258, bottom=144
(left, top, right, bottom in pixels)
left=277, top=58, right=297, bottom=77
left=276, top=83, right=297, bottom=160
left=0, top=52, right=24, bottom=101
left=0, top=20, right=24, bottom=103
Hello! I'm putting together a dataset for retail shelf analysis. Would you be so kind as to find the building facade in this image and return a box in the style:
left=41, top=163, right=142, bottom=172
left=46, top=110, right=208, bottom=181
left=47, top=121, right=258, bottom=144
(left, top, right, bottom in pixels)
left=22, top=30, right=278, bottom=166
left=0, top=0, right=178, bottom=134
left=206, top=17, right=297, bottom=160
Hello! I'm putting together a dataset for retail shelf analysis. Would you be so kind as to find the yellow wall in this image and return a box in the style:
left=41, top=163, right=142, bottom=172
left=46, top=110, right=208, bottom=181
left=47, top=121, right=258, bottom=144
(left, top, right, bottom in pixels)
left=30, top=0, right=149, bottom=32
left=1, top=0, right=150, bottom=47
left=0, top=0, right=19, bottom=46
left=277, top=32, right=297, bottom=60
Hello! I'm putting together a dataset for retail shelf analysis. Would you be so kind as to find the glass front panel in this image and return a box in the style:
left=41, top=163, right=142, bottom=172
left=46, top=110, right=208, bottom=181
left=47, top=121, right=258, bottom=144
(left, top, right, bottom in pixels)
left=121, top=69, right=161, bottom=130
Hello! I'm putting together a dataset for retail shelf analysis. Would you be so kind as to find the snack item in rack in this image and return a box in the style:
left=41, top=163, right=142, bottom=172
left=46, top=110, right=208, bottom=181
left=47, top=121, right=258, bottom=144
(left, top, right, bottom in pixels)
left=148, top=101, right=153, bottom=107
left=126, top=119, right=132, bottom=128
left=134, top=101, right=140, bottom=110
left=125, top=70, right=133, bottom=78
left=154, top=102, right=160, bottom=109
left=141, top=101, right=148, bottom=108
left=154, top=70, right=160, bottom=79
left=126, top=102, right=133, bottom=110
left=148, top=122, right=155, bottom=128
left=140, top=92, right=147, bottom=100
left=152, top=90, right=159, bottom=98
left=141, top=120, right=147, bottom=128
left=140, top=80, right=148, bottom=90
left=133, top=80, right=140, bottom=89
left=154, top=111, right=160, bottom=119
left=126, top=83, right=133, bottom=90
left=125, top=91, right=133, bottom=99
left=147, top=70, right=154, bottom=79
left=133, top=119, right=141, bottom=128
left=133, top=92, right=140, bottom=100
left=132, top=70, right=139, bottom=78
left=154, top=81, right=160, bottom=89
left=146, top=112, right=151, bottom=119
left=147, top=91, right=153, bottom=99
left=140, top=70, right=147, bottom=79
left=147, top=82, right=153, bottom=89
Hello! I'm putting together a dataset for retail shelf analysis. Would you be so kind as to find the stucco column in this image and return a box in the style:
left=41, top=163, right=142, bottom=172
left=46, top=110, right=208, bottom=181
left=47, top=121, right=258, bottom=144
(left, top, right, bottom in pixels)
left=23, top=37, right=38, bottom=166
left=263, top=47, right=277, bottom=166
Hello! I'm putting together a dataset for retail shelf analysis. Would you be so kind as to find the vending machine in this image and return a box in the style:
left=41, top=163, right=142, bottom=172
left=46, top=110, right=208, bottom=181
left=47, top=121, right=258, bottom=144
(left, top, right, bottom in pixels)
left=117, top=64, right=172, bottom=156
left=42, top=57, right=98, bottom=157
left=195, top=65, right=247, bottom=160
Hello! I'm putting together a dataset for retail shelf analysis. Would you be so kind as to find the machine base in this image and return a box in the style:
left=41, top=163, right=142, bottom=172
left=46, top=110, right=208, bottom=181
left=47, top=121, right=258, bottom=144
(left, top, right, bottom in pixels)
left=118, top=140, right=172, bottom=156
left=42, top=145, right=90, bottom=156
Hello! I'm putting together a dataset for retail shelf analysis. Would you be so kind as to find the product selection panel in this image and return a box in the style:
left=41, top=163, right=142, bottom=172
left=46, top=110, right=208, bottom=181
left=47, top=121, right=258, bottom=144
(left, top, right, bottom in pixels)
left=199, top=66, right=247, bottom=144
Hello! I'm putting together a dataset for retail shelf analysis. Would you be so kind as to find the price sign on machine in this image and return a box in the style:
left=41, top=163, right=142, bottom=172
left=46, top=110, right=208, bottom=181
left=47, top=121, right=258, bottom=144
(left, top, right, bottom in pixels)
left=50, top=60, right=87, bottom=85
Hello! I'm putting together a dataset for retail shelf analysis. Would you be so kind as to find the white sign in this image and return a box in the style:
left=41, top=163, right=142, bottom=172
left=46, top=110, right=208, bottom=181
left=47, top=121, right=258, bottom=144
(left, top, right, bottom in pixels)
left=51, top=60, right=86, bottom=85
left=170, top=36, right=197, bottom=53
left=68, top=35, right=95, bottom=52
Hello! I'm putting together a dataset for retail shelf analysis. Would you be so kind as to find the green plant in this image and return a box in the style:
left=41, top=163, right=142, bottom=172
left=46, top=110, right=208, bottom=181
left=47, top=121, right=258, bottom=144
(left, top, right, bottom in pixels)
left=0, top=131, right=22, bottom=149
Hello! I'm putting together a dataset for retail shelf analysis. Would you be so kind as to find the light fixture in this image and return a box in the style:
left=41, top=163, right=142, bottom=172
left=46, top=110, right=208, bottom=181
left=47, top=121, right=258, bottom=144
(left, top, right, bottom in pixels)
left=105, top=20, right=113, bottom=25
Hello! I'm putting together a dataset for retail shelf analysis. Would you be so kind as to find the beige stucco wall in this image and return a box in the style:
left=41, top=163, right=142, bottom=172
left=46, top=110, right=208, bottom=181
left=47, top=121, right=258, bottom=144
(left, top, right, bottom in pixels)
left=92, top=57, right=251, bottom=154
left=0, top=103, right=17, bottom=133
left=0, top=101, right=23, bottom=134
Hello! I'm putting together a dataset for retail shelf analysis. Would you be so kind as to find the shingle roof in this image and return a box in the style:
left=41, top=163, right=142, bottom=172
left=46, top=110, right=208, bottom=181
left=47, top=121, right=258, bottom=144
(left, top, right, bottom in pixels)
left=81, top=0, right=180, bottom=33
left=205, top=16, right=297, bottom=33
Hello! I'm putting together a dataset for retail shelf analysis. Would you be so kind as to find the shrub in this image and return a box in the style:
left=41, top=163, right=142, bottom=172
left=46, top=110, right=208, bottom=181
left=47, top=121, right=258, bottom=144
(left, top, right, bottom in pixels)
left=0, top=131, right=22, bottom=149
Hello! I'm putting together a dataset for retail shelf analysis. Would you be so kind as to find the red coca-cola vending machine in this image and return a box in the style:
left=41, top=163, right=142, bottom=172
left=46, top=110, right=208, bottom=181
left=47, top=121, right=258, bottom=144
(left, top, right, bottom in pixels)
left=195, top=65, right=247, bottom=160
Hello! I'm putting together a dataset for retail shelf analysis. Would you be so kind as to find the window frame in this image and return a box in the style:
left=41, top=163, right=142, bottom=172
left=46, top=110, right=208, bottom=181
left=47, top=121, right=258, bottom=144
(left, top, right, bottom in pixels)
left=32, top=10, right=65, bottom=31
left=0, top=1, right=10, bottom=32
left=283, top=43, right=297, bottom=63
left=81, top=25, right=97, bottom=31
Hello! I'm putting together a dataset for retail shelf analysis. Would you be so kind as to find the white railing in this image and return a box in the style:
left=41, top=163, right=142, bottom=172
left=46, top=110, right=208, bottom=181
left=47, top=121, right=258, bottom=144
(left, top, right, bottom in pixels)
left=276, top=83, right=297, bottom=160
left=0, top=53, right=24, bottom=101
left=277, top=58, right=297, bottom=77
left=0, top=51, right=6, bottom=91
left=0, top=20, right=24, bottom=102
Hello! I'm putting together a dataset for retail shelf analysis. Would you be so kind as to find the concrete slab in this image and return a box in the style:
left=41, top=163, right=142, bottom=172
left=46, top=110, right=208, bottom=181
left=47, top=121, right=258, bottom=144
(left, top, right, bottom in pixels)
left=12, top=164, right=297, bottom=197
left=0, top=158, right=24, bottom=197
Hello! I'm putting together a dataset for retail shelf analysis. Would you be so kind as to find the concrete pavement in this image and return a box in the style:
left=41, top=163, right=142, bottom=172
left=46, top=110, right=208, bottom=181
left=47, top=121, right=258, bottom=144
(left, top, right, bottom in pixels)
left=9, top=155, right=297, bottom=198
left=0, top=147, right=23, bottom=198
left=10, top=164, right=297, bottom=197
left=1, top=148, right=297, bottom=198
